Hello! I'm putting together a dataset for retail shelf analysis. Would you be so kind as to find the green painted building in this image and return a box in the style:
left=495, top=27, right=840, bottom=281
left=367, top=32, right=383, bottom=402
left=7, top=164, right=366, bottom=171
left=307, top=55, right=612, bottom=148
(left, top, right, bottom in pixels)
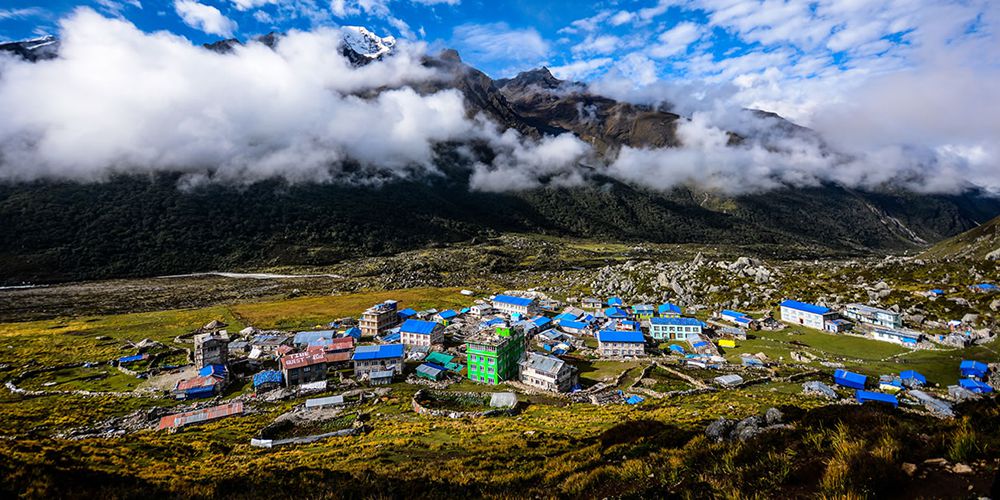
left=465, top=327, right=525, bottom=384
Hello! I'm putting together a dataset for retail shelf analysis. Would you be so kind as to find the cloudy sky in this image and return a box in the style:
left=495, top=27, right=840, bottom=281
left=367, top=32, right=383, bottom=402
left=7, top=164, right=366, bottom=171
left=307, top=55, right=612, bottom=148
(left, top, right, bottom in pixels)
left=0, top=1, right=998, bottom=194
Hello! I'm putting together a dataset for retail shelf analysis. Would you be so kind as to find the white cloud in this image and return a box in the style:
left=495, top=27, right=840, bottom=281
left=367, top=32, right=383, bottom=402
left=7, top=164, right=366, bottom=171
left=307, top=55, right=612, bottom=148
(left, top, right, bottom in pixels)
left=0, top=8, right=590, bottom=192
left=649, top=21, right=701, bottom=58
left=549, top=57, right=613, bottom=80
left=230, top=0, right=278, bottom=11
left=174, top=0, right=237, bottom=37
left=331, top=0, right=460, bottom=18
left=572, top=34, right=621, bottom=56
left=0, top=8, right=47, bottom=21
left=451, top=22, right=549, bottom=65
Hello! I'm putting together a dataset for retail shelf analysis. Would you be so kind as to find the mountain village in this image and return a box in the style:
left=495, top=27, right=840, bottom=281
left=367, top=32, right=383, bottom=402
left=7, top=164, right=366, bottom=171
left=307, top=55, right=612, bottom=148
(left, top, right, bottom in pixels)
left=23, top=276, right=991, bottom=440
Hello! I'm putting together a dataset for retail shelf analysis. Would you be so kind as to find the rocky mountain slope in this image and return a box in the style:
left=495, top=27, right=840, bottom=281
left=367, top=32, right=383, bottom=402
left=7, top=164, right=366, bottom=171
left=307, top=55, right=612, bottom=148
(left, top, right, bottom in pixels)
left=922, top=214, right=1000, bottom=261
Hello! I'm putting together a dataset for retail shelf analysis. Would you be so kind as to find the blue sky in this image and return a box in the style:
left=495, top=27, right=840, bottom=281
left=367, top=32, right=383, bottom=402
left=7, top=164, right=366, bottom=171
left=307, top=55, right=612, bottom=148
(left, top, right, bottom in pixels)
left=0, top=1, right=997, bottom=194
left=2, top=0, right=980, bottom=82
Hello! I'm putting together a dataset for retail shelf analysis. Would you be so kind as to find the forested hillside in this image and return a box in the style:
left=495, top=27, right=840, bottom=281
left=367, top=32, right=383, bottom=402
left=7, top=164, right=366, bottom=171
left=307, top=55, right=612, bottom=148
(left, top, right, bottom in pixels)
left=2, top=174, right=997, bottom=284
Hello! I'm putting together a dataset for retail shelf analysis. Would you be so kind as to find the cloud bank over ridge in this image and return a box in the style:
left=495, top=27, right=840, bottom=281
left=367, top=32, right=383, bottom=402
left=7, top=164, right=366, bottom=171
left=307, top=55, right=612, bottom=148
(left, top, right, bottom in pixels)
left=0, top=7, right=996, bottom=196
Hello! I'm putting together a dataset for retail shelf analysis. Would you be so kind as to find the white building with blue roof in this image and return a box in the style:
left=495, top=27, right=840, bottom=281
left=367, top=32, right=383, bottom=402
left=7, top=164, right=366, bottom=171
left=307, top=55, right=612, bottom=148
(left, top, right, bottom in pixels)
left=649, top=317, right=706, bottom=341
left=779, top=300, right=834, bottom=330
left=351, top=344, right=404, bottom=380
left=399, top=319, right=444, bottom=348
left=597, top=330, right=646, bottom=357
left=491, top=294, right=539, bottom=317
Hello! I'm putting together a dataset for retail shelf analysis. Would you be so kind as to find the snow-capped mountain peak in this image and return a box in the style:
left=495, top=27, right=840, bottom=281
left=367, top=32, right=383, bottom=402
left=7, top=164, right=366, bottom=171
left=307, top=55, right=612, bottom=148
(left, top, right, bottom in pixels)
left=340, top=26, right=395, bottom=59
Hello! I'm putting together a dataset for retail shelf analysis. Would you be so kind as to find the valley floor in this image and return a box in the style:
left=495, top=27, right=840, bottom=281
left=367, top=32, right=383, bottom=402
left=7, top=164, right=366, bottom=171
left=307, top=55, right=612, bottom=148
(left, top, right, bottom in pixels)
left=1, top=240, right=998, bottom=498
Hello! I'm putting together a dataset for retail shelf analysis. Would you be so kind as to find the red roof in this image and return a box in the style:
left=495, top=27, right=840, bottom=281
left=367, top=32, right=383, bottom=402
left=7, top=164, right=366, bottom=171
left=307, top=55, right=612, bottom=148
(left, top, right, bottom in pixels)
left=175, top=375, right=224, bottom=391
left=158, top=401, right=244, bottom=430
left=280, top=351, right=327, bottom=370
left=275, top=345, right=294, bottom=356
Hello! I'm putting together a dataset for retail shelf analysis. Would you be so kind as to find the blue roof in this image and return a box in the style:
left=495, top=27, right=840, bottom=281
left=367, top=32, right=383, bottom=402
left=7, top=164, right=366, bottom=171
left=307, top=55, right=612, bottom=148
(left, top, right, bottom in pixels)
left=959, top=378, right=993, bottom=393
left=252, top=370, right=284, bottom=387
left=625, top=395, right=645, bottom=405
left=780, top=300, right=830, bottom=315
left=651, top=317, right=706, bottom=327
left=899, top=370, right=927, bottom=384
left=721, top=309, right=748, bottom=318
left=856, top=390, right=898, bottom=407
left=482, top=318, right=506, bottom=327
left=834, top=369, right=867, bottom=389
left=973, top=283, right=997, bottom=290
left=960, top=360, right=988, bottom=377
left=560, top=320, right=588, bottom=330
left=118, top=354, right=146, bottom=363
left=607, top=297, right=623, bottom=306
left=530, top=316, right=552, bottom=327
left=493, top=294, right=535, bottom=307
left=198, top=364, right=227, bottom=377
left=598, top=330, right=645, bottom=343
left=352, top=343, right=404, bottom=360
left=604, top=307, right=628, bottom=318
left=692, top=341, right=709, bottom=348
left=293, top=330, right=336, bottom=345
left=398, top=308, right=417, bottom=318
left=668, top=344, right=686, bottom=353
left=400, top=319, right=439, bottom=335
left=342, top=326, right=361, bottom=339
left=929, top=289, right=944, bottom=294
left=658, top=303, right=682, bottom=315
left=437, top=309, right=459, bottom=320
left=183, top=385, right=218, bottom=398
left=381, top=333, right=400, bottom=343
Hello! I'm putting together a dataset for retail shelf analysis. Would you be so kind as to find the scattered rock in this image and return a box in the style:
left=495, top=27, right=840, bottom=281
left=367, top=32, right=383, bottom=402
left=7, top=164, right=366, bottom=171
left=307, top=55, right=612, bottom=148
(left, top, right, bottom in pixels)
left=902, top=462, right=917, bottom=477
left=952, top=463, right=973, bottom=474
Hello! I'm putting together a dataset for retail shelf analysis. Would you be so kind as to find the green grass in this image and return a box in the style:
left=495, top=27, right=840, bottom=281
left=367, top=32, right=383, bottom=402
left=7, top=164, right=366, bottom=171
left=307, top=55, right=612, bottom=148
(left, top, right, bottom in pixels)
left=17, top=365, right=140, bottom=392
left=232, top=287, right=473, bottom=330
left=0, top=306, right=244, bottom=368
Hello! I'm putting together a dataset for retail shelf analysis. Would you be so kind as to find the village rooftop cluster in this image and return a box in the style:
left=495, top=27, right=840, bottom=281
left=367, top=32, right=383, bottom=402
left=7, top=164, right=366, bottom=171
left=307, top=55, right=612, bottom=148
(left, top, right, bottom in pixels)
left=136, top=280, right=1000, bottom=427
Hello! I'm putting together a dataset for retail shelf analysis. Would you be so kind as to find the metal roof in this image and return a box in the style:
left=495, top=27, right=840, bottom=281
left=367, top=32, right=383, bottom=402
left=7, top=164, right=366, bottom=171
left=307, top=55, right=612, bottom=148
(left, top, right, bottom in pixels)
left=531, top=316, right=552, bottom=327
left=400, top=319, right=440, bottom=335
left=198, top=364, right=227, bottom=377
left=721, top=309, right=748, bottom=318
left=658, top=303, right=682, bottom=314
left=352, top=343, right=404, bottom=360
left=855, top=390, right=898, bottom=407
left=899, top=370, right=927, bottom=384
left=305, top=395, right=345, bottom=408
left=607, top=297, right=623, bottom=306
left=158, top=402, right=244, bottom=430
left=604, top=307, right=628, bottom=318
left=437, top=309, right=459, bottom=320
left=834, top=369, right=867, bottom=389
left=959, top=378, right=993, bottom=393
left=651, top=317, right=706, bottom=327
left=714, top=374, right=744, bottom=386
left=559, top=320, right=589, bottom=330
left=493, top=294, right=535, bottom=307
left=521, top=352, right=566, bottom=374
left=598, top=330, right=645, bottom=343
left=293, top=330, right=337, bottom=345
left=416, top=363, right=445, bottom=379
left=780, top=300, right=830, bottom=315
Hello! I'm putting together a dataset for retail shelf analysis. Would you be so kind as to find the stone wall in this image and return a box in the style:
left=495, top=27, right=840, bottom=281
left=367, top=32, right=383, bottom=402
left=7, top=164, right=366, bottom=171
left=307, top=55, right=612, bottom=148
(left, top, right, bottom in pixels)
left=411, top=389, right=520, bottom=419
